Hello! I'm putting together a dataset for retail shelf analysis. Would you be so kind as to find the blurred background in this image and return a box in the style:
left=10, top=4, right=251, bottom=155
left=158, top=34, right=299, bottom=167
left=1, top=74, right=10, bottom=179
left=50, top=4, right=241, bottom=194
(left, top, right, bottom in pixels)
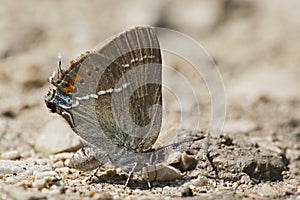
left=0, top=0, right=300, bottom=198
left=0, top=0, right=299, bottom=161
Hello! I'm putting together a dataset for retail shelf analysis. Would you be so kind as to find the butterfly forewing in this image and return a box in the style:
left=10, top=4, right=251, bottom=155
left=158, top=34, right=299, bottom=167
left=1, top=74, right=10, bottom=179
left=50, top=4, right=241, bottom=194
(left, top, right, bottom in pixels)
left=46, top=27, right=162, bottom=153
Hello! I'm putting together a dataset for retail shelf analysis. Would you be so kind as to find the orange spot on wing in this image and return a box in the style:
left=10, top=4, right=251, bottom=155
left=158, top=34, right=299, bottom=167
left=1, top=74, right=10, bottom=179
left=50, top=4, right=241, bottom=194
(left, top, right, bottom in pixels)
left=63, top=81, right=75, bottom=93
left=62, top=74, right=82, bottom=93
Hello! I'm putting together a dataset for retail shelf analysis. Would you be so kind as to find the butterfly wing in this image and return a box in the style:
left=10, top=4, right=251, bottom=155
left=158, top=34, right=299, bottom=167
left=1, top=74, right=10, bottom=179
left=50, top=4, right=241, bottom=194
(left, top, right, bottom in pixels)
left=96, top=27, right=162, bottom=152
left=45, top=27, right=162, bottom=153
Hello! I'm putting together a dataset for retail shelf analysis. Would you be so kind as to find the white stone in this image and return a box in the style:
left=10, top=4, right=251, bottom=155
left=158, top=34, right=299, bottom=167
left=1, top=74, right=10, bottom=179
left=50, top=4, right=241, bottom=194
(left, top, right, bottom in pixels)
left=0, top=160, right=25, bottom=174
left=49, top=152, right=74, bottom=163
left=52, top=160, right=64, bottom=168
left=32, top=179, right=46, bottom=189
left=249, top=136, right=281, bottom=153
left=191, top=175, right=208, bottom=187
left=5, top=176, right=19, bottom=184
left=142, top=163, right=182, bottom=182
left=35, top=117, right=82, bottom=155
left=55, top=167, right=70, bottom=174
left=34, top=171, right=58, bottom=179
left=0, top=150, right=21, bottom=160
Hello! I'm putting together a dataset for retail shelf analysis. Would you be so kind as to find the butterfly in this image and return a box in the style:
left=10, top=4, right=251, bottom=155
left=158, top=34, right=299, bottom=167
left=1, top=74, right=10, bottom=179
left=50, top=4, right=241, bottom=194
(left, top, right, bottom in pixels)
left=45, top=26, right=200, bottom=187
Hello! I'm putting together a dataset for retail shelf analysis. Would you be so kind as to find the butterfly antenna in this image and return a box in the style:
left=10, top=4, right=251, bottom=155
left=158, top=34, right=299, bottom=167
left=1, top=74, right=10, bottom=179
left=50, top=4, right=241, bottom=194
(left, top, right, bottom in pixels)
left=57, top=52, right=62, bottom=76
left=155, top=135, right=205, bottom=153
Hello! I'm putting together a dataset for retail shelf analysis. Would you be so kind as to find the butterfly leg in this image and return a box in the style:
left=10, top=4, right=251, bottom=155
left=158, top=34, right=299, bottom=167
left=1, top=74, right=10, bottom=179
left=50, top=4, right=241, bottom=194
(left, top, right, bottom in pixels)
left=125, top=162, right=137, bottom=187
left=144, top=163, right=154, bottom=189
left=206, top=150, right=219, bottom=179
left=84, top=165, right=101, bottom=182
left=84, top=153, right=108, bottom=183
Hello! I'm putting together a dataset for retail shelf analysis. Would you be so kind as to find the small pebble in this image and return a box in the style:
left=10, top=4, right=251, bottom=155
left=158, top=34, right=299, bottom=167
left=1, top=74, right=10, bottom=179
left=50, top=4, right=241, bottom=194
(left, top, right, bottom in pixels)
left=155, top=187, right=163, bottom=193
left=52, top=160, right=65, bottom=168
left=64, top=159, right=71, bottom=167
left=55, top=167, right=70, bottom=174
left=50, top=184, right=58, bottom=190
left=258, top=183, right=278, bottom=197
left=5, top=176, right=19, bottom=184
left=28, top=158, right=50, bottom=166
left=93, top=192, right=113, bottom=200
left=240, top=175, right=251, bottom=184
left=20, top=150, right=34, bottom=158
left=18, top=179, right=33, bottom=188
left=181, top=186, right=193, bottom=197
left=35, top=118, right=82, bottom=155
left=50, top=152, right=74, bottom=163
left=216, top=186, right=228, bottom=192
left=88, top=191, right=96, bottom=197
left=32, top=179, right=46, bottom=189
left=106, top=168, right=117, bottom=177
left=180, top=152, right=197, bottom=171
left=35, top=171, right=58, bottom=179
left=191, top=176, right=208, bottom=187
left=142, top=163, right=182, bottom=182
left=41, top=188, right=49, bottom=194
left=213, top=181, right=217, bottom=187
left=0, top=150, right=21, bottom=160
left=48, top=188, right=63, bottom=195
left=132, top=189, right=142, bottom=195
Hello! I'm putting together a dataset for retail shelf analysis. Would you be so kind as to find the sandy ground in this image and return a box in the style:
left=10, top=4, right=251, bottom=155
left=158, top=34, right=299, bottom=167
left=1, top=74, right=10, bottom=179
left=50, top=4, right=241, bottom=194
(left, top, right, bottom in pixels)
left=0, top=0, right=299, bottom=199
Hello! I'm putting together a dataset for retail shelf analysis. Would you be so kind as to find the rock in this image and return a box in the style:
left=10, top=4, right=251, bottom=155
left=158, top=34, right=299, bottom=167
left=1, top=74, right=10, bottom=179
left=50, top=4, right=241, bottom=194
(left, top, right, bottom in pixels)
left=0, top=150, right=21, bottom=160
left=191, top=175, right=208, bottom=187
left=0, top=159, right=51, bottom=175
left=50, top=152, right=74, bottom=163
left=32, top=179, right=46, bottom=190
left=55, top=167, right=70, bottom=174
left=52, top=160, right=65, bottom=168
left=181, top=186, right=193, bottom=197
left=1, top=185, right=47, bottom=200
left=34, top=170, right=58, bottom=179
left=35, top=117, right=82, bottom=155
left=142, top=163, right=182, bottom=182
left=180, top=152, right=197, bottom=171
left=5, top=176, right=20, bottom=184
left=166, top=151, right=197, bottom=171
left=242, top=155, right=286, bottom=181
left=92, top=192, right=113, bottom=200
left=257, top=183, right=279, bottom=197
left=249, top=136, right=281, bottom=153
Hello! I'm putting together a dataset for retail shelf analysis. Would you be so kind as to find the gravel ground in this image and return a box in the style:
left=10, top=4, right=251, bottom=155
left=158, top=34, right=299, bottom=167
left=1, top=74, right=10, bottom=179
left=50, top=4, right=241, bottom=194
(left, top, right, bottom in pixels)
left=0, top=1, right=300, bottom=199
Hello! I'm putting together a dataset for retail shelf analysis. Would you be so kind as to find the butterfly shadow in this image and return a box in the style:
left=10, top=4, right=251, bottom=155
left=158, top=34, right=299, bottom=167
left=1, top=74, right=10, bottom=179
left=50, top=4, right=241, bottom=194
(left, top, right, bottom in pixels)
left=91, top=172, right=197, bottom=190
